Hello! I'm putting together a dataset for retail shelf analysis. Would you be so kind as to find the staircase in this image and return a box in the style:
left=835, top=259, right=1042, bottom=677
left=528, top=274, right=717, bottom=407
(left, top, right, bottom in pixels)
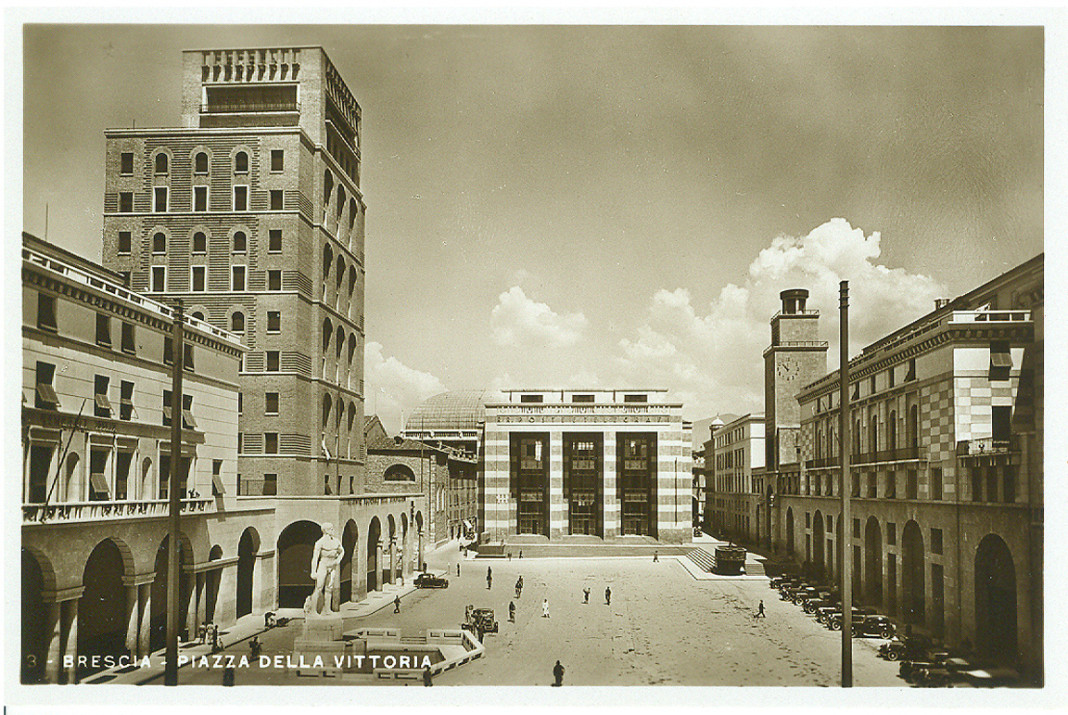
left=686, top=548, right=715, bottom=572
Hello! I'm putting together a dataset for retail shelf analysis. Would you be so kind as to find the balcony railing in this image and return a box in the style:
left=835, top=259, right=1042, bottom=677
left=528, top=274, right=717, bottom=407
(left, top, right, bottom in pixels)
left=806, top=446, right=922, bottom=469
left=957, top=438, right=1016, bottom=458
left=23, top=497, right=215, bottom=525
left=948, top=310, right=1031, bottom=324
left=201, top=101, right=300, bottom=114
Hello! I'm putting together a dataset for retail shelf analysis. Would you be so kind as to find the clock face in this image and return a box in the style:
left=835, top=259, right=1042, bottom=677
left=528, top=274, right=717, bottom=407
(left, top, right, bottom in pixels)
left=776, top=357, right=798, bottom=380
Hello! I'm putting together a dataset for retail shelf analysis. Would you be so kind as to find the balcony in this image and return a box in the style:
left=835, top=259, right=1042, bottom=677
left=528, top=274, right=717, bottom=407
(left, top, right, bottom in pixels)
left=957, top=438, right=1018, bottom=464
left=806, top=446, right=923, bottom=469
left=201, top=100, right=300, bottom=114
left=23, top=497, right=215, bottom=525
left=948, top=310, right=1031, bottom=324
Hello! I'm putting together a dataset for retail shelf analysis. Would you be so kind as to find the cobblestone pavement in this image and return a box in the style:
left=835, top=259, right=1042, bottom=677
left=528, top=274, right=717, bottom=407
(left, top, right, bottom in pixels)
left=154, top=542, right=905, bottom=686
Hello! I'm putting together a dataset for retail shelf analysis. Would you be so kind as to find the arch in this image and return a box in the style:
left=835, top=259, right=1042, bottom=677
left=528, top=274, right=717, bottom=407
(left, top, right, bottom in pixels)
left=975, top=534, right=1017, bottom=661
left=193, top=150, right=209, bottom=174
left=322, top=317, right=333, bottom=354
left=386, top=514, right=398, bottom=585
left=348, top=265, right=358, bottom=301
left=869, top=410, right=879, bottom=454
left=341, top=520, right=358, bottom=603
left=785, top=507, right=795, bottom=555
left=812, top=509, right=825, bottom=579
left=335, top=326, right=344, bottom=359
left=205, top=545, right=223, bottom=622
left=415, top=511, right=425, bottom=571
left=384, top=464, right=416, bottom=482
left=236, top=527, right=260, bottom=618
left=64, top=452, right=82, bottom=502
left=367, top=516, right=382, bottom=592
left=230, top=311, right=245, bottom=334
left=322, top=393, right=333, bottom=433
left=864, top=516, right=883, bottom=607
left=233, top=230, right=247, bottom=253
left=276, top=520, right=321, bottom=608
left=234, top=150, right=249, bottom=173
left=21, top=548, right=49, bottom=682
left=901, top=520, right=925, bottom=626
left=191, top=311, right=205, bottom=321
left=150, top=533, right=193, bottom=651
left=152, top=231, right=167, bottom=254
left=346, top=402, right=357, bottom=458
left=323, top=170, right=334, bottom=208
left=337, top=185, right=347, bottom=222
left=80, top=539, right=131, bottom=678
left=335, top=255, right=345, bottom=291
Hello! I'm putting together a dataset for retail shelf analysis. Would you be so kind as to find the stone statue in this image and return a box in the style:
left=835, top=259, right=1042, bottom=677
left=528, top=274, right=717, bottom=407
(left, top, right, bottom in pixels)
left=304, top=522, right=343, bottom=616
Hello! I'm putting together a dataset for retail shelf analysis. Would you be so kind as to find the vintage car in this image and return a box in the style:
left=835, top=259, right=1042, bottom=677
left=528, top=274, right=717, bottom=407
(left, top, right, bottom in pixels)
left=803, top=597, right=833, bottom=615
left=414, top=572, right=449, bottom=589
left=462, top=607, right=499, bottom=634
left=780, top=582, right=811, bottom=601
left=826, top=607, right=874, bottom=631
left=769, top=575, right=797, bottom=590
left=793, top=587, right=821, bottom=605
left=851, top=615, right=896, bottom=639
left=815, top=603, right=841, bottom=624
left=880, top=634, right=935, bottom=661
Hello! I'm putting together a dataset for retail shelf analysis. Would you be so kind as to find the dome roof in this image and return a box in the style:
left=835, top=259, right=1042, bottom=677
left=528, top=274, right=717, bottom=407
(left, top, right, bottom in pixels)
left=405, top=390, right=490, bottom=431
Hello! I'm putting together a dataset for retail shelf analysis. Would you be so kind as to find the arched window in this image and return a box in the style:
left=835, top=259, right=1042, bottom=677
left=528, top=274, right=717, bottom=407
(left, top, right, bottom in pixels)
left=194, top=152, right=208, bottom=174
left=192, top=231, right=207, bottom=253
left=230, top=312, right=245, bottom=334
left=234, top=151, right=249, bottom=173
left=349, top=199, right=358, bottom=231
left=384, top=465, right=416, bottom=482
left=337, top=186, right=346, bottom=220
left=155, top=153, right=169, bottom=174
left=191, top=311, right=205, bottom=321
left=233, top=231, right=247, bottom=253
left=152, top=232, right=167, bottom=253
left=323, top=170, right=334, bottom=206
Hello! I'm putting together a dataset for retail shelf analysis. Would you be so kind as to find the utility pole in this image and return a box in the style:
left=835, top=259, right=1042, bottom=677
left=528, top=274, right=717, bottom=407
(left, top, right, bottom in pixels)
left=165, top=299, right=185, bottom=686
left=839, top=281, right=852, bottom=688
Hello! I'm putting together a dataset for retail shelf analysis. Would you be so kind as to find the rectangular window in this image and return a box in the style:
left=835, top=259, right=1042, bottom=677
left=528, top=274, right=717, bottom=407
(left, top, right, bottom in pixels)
left=184, top=344, right=195, bottom=372
left=94, top=375, right=112, bottom=417
left=271, top=149, right=284, bottom=172
left=120, top=152, right=134, bottom=174
left=520, top=394, right=543, bottom=403
left=267, top=270, right=282, bottom=291
left=270, top=190, right=283, bottom=210
left=95, top=313, right=112, bottom=347
left=191, top=266, right=206, bottom=292
left=265, top=433, right=279, bottom=454
left=263, top=473, right=277, bottom=496
left=163, top=337, right=174, bottom=365
left=212, top=460, right=225, bottom=496
left=266, top=311, right=281, bottom=333
left=119, top=192, right=133, bottom=213
left=119, top=380, right=134, bottom=420
left=28, top=445, right=53, bottom=502
left=886, top=470, right=896, bottom=498
left=906, top=469, right=918, bottom=500
left=34, top=361, right=59, bottom=409
left=930, top=467, right=942, bottom=501
left=237, top=392, right=243, bottom=415
left=237, top=433, right=243, bottom=453
left=573, top=394, right=595, bottom=403
left=931, top=528, right=943, bottom=555
left=89, top=448, right=110, bottom=501
left=154, top=187, right=168, bottom=213
left=121, top=322, right=135, bottom=354
left=624, top=394, right=648, bottom=403
left=117, top=231, right=132, bottom=254
left=115, top=451, right=132, bottom=500
left=266, top=351, right=280, bottom=372
left=231, top=265, right=246, bottom=291
left=151, top=266, right=165, bottom=292
left=233, top=186, right=248, bottom=211
left=162, top=390, right=172, bottom=426
left=887, top=522, right=896, bottom=545
left=37, top=293, right=57, bottom=331
left=268, top=229, right=282, bottom=252
left=193, top=186, right=208, bottom=212
left=888, top=366, right=895, bottom=388
left=989, top=340, right=1012, bottom=381
left=265, top=392, right=279, bottom=415
left=182, top=394, right=196, bottom=429
left=905, top=358, right=916, bottom=381
left=870, top=375, right=876, bottom=395
left=992, top=405, right=1012, bottom=444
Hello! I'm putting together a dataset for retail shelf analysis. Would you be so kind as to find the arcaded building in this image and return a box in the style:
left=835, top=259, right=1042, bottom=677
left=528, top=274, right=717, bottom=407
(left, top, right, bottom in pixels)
left=482, top=389, right=692, bottom=543
left=766, top=256, right=1043, bottom=679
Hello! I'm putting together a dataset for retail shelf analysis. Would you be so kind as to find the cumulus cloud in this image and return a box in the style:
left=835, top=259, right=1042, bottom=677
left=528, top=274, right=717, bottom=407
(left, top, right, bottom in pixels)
left=614, top=218, right=947, bottom=420
left=491, top=286, right=588, bottom=347
left=364, top=341, right=446, bottom=434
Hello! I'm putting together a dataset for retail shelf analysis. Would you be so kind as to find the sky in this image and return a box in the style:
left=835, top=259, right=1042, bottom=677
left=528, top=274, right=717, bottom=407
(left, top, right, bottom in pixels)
left=19, top=22, right=1045, bottom=435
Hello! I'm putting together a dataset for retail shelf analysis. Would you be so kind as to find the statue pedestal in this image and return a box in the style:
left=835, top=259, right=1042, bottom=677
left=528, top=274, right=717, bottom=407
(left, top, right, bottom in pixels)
left=292, top=613, right=349, bottom=677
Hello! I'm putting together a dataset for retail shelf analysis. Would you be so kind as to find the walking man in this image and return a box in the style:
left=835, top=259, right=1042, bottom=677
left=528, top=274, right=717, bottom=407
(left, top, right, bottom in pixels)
left=423, top=665, right=433, bottom=687
left=756, top=600, right=766, bottom=618
left=553, top=660, right=565, bottom=687
left=394, top=595, right=401, bottom=613
left=542, top=598, right=550, bottom=618
left=653, top=550, right=659, bottom=562
left=516, top=576, right=523, bottom=598
left=583, top=587, right=590, bottom=604
left=605, top=586, right=611, bottom=605
left=519, top=550, right=523, bottom=559
left=509, top=601, right=516, bottom=622
left=487, top=565, right=493, bottom=590
left=457, top=561, right=461, bottom=576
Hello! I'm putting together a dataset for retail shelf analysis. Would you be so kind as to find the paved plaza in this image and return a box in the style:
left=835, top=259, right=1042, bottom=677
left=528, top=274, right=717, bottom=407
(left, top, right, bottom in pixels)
left=154, top=540, right=902, bottom=687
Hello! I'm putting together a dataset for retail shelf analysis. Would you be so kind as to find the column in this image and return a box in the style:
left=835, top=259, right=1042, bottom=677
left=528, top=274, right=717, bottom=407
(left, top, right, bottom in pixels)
left=603, top=432, right=618, bottom=538
left=375, top=539, right=384, bottom=592
left=138, top=584, right=152, bottom=657
left=417, top=529, right=424, bottom=572
left=549, top=431, right=565, bottom=538
left=185, top=571, right=198, bottom=641
left=44, top=600, right=63, bottom=683
left=216, top=562, right=237, bottom=625
left=125, top=584, right=139, bottom=656
left=389, top=538, right=397, bottom=585
left=196, top=572, right=207, bottom=632
left=62, top=598, right=79, bottom=684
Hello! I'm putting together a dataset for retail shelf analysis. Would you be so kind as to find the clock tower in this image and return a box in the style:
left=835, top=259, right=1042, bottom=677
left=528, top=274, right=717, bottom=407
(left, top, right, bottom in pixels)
left=763, top=289, right=828, bottom=472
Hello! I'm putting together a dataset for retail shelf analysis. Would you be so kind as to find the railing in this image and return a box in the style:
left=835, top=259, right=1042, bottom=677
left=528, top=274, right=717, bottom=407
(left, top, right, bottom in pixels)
left=24, top=248, right=244, bottom=348
left=948, top=310, right=1031, bottom=324
left=201, top=100, right=300, bottom=114
left=770, top=309, right=820, bottom=320
left=957, top=438, right=1015, bottom=456
left=806, top=446, right=922, bottom=468
left=339, top=493, right=419, bottom=507
left=23, top=497, right=215, bottom=525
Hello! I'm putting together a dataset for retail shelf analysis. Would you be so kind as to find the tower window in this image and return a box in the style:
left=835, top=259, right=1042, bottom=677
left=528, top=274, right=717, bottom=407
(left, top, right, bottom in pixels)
left=270, top=190, right=283, bottom=211
left=264, top=432, right=278, bottom=454
left=267, top=311, right=281, bottom=332
left=120, top=152, right=134, bottom=175
left=268, top=229, right=282, bottom=252
left=155, top=153, right=169, bottom=174
left=117, top=231, right=132, bottom=254
left=266, top=351, right=280, bottom=372
left=265, top=392, right=279, bottom=415
left=234, top=151, right=249, bottom=173
left=194, top=151, right=208, bottom=174
left=119, top=192, right=133, bottom=213
left=267, top=270, right=282, bottom=291
left=271, top=149, right=284, bottom=172
left=192, top=231, right=207, bottom=253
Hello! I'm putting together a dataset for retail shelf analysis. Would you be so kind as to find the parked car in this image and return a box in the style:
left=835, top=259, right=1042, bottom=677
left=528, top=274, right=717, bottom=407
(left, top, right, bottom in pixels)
left=793, top=587, right=820, bottom=605
left=774, top=576, right=803, bottom=592
left=804, top=597, right=833, bottom=615
left=827, top=607, right=874, bottom=631
left=815, top=603, right=841, bottom=624
left=851, top=615, right=896, bottom=639
left=414, top=572, right=449, bottom=588
left=769, top=575, right=797, bottom=590
left=780, top=583, right=811, bottom=601
left=880, top=634, right=935, bottom=661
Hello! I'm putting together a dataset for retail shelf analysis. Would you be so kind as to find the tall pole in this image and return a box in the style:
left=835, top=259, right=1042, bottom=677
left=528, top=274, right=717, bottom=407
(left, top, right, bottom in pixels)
left=165, top=299, right=185, bottom=686
left=839, top=281, right=852, bottom=688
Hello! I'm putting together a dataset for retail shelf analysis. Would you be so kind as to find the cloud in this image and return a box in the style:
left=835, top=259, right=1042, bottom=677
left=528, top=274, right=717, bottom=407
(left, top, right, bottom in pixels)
left=491, top=286, right=588, bottom=347
left=364, top=341, right=446, bottom=434
left=614, top=218, right=947, bottom=420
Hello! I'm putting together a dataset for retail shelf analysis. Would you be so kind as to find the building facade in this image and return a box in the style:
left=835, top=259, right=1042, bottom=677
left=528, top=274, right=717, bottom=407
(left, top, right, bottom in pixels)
left=766, top=256, right=1043, bottom=679
left=482, top=389, right=692, bottom=544
left=708, top=414, right=766, bottom=544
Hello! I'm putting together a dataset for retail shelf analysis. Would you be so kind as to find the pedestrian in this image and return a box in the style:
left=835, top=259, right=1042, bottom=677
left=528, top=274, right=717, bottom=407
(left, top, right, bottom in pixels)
left=423, top=665, right=433, bottom=686
left=457, top=562, right=461, bottom=576
left=509, top=601, right=516, bottom=622
left=519, top=550, right=523, bottom=559
left=515, top=578, right=522, bottom=599
left=198, top=622, right=207, bottom=644
left=465, top=604, right=473, bottom=623
left=653, top=550, right=659, bottom=563
left=394, top=595, right=401, bottom=613
left=756, top=600, right=766, bottom=618
left=553, top=660, right=565, bottom=687
left=605, top=586, right=611, bottom=605
left=264, top=611, right=275, bottom=629
left=542, top=598, right=550, bottom=618
left=222, top=666, right=235, bottom=687
left=583, top=587, right=590, bottom=604
left=249, top=636, right=262, bottom=659
left=508, top=551, right=512, bottom=561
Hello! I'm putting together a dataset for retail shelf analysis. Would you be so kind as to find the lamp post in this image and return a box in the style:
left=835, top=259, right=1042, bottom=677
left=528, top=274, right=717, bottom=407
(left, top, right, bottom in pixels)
left=839, top=281, right=853, bottom=688
left=165, top=299, right=184, bottom=686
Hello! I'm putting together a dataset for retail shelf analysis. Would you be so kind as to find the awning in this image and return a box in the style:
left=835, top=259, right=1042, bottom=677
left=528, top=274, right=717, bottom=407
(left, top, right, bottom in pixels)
left=89, top=472, right=110, bottom=497
left=990, top=352, right=1013, bottom=368
left=211, top=473, right=226, bottom=496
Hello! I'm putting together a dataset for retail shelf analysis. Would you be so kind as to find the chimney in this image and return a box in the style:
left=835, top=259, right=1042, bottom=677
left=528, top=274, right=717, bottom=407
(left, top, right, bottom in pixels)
left=934, top=298, right=950, bottom=310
